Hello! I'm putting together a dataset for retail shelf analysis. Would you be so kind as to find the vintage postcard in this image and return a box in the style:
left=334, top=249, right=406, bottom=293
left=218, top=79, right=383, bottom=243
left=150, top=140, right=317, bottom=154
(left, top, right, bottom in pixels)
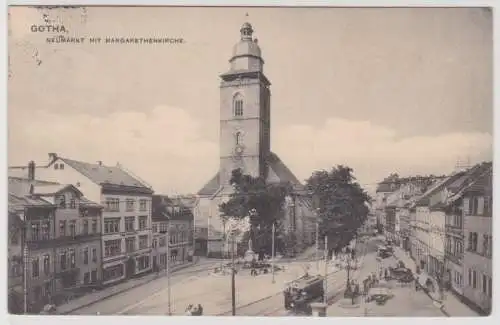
left=7, top=5, right=493, bottom=318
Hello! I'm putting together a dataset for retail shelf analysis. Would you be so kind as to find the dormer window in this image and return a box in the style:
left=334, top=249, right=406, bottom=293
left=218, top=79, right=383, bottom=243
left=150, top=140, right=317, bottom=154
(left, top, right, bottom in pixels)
left=59, top=163, right=64, bottom=170
left=57, top=195, right=66, bottom=208
left=233, top=94, right=244, bottom=117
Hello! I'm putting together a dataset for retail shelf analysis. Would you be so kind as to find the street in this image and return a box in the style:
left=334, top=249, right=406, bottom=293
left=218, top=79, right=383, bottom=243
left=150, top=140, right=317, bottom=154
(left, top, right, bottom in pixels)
left=69, top=237, right=444, bottom=317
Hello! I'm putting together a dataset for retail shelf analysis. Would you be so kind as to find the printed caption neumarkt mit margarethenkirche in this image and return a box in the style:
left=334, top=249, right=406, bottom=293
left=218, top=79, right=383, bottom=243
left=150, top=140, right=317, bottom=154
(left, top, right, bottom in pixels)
left=31, top=24, right=185, bottom=45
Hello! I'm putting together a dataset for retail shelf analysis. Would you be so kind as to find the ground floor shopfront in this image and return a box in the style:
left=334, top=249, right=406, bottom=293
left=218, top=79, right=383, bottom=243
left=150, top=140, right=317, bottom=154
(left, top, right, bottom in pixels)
left=102, top=250, right=152, bottom=285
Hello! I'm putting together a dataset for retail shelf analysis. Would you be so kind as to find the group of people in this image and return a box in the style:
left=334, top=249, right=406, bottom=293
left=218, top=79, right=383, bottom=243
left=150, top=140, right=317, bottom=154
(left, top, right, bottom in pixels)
left=185, top=304, right=203, bottom=316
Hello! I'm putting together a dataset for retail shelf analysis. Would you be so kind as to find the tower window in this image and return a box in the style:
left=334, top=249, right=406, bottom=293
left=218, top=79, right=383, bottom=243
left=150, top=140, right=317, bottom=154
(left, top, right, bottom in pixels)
left=233, top=94, right=244, bottom=117
left=235, top=132, right=242, bottom=145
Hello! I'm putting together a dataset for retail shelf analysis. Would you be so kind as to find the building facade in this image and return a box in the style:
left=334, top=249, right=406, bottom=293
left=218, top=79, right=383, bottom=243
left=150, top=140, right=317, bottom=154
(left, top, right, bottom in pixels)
left=195, top=22, right=316, bottom=256
left=8, top=183, right=57, bottom=313
left=8, top=177, right=103, bottom=312
left=11, top=154, right=155, bottom=285
left=152, top=195, right=194, bottom=270
left=462, top=166, right=492, bottom=314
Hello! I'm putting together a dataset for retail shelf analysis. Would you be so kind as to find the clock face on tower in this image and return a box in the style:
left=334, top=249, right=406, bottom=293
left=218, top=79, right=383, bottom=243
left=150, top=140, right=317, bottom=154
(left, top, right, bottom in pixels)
left=233, top=145, right=244, bottom=159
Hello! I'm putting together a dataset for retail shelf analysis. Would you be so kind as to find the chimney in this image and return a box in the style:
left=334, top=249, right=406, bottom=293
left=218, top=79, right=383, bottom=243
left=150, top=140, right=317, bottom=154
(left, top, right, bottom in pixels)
left=97, top=161, right=102, bottom=166
left=28, top=160, right=35, bottom=180
left=48, top=152, right=58, bottom=163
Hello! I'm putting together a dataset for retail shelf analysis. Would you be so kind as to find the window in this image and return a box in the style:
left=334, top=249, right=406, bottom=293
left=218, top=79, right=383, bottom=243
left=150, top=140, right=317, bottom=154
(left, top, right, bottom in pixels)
left=57, top=195, right=66, bottom=208
left=70, top=249, right=76, bottom=268
left=468, top=232, right=478, bottom=252
left=469, top=196, right=482, bottom=215
left=31, top=223, right=40, bottom=241
left=59, top=221, right=66, bottom=237
left=139, top=199, right=147, bottom=211
left=468, top=269, right=472, bottom=286
left=484, top=196, right=492, bottom=216
left=472, top=270, right=477, bottom=289
left=159, top=237, right=167, bottom=247
left=139, top=235, right=148, bottom=249
left=139, top=216, right=147, bottom=231
left=126, top=199, right=135, bottom=211
left=83, top=248, right=89, bottom=264
left=153, top=224, right=158, bottom=233
left=104, top=218, right=120, bottom=234
left=233, top=94, right=244, bottom=116
left=41, top=221, right=50, bottom=240
left=70, top=198, right=76, bottom=209
left=104, top=239, right=122, bottom=257
left=69, top=220, right=76, bottom=237
left=92, top=219, right=98, bottom=233
left=60, top=251, right=67, bottom=270
left=32, top=258, right=39, bottom=278
left=59, top=163, right=64, bottom=170
left=125, top=217, right=135, bottom=232
left=125, top=237, right=136, bottom=253
left=482, top=274, right=488, bottom=294
left=105, top=198, right=120, bottom=212
left=43, top=255, right=50, bottom=275
left=91, top=270, right=97, bottom=283
left=92, top=248, right=97, bottom=262
left=488, top=277, right=492, bottom=298
left=83, top=220, right=89, bottom=234
left=137, top=256, right=150, bottom=270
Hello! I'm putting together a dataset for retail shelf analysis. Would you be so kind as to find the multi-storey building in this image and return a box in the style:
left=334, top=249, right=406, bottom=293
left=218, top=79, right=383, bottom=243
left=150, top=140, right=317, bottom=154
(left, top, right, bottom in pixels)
left=462, top=164, right=492, bottom=314
left=9, top=154, right=154, bottom=285
left=8, top=209, right=28, bottom=314
left=410, top=162, right=491, bottom=297
left=8, top=176, right=103, bottom=311
left=152, top=195, right=194, bottom=269
left=8, top=179, right=57, bottom=313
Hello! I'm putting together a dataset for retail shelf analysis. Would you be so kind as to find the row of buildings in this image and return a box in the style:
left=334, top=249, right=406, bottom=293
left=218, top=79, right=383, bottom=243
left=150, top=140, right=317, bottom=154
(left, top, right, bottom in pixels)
left=8, top=153, right=195, bottom=314
left=374, top=162, right=492, bottom=315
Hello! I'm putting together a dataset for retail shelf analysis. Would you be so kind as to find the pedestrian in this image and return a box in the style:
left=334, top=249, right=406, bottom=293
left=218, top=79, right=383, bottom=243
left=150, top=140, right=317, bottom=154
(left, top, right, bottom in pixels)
left=350, top=280, right=356, bottom=305
left=197, top=304, right=203, bottom=316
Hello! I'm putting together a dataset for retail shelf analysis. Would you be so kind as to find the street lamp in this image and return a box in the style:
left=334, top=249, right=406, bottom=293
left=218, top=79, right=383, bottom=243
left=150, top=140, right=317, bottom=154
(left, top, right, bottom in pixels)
left=271, top=222, right=276, bottom=284
left=315, top=208, right=320, bottom=273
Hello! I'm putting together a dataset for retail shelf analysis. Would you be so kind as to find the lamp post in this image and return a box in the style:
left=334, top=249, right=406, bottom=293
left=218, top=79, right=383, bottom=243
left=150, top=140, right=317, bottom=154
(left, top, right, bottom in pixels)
left=271, top=222, right=275, bottom=284
left=315, top=208, right=320, bottom=273
left=231, top=233, right=236, bottom=316
left=323, top=235, right=328, bottom=304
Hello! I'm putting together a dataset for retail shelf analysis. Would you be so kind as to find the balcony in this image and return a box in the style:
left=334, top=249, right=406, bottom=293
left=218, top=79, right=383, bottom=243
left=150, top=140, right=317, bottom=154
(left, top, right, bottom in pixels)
left=27, top=232, right=101, bottom=249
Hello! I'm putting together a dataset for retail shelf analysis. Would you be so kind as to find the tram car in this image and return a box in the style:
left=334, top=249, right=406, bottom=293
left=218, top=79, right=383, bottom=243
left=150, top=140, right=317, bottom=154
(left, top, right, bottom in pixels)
left=283, top=275, right=325, bottom=315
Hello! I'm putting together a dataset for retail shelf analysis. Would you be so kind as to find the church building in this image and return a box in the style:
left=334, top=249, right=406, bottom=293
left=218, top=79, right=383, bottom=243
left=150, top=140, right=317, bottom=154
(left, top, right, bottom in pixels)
left=194, top=22, right=316, bottom=256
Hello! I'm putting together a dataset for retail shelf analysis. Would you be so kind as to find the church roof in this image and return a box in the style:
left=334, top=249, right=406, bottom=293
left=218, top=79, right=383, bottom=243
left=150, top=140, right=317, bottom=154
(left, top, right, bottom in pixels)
left=197, top=152, right=304, bottom=196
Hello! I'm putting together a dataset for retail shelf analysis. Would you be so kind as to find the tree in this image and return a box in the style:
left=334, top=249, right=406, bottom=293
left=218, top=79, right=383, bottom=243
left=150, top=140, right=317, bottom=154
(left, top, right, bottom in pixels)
left=219, top=168, right=292, bottom=254
left=306, top=165, right=371, bottom=256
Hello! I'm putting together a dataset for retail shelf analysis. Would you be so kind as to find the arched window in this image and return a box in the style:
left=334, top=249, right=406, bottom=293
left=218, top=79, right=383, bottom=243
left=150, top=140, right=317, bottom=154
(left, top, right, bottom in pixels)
left=233, top=94, right=244, bottom=117
left=235, top=132, right=242, bottom=145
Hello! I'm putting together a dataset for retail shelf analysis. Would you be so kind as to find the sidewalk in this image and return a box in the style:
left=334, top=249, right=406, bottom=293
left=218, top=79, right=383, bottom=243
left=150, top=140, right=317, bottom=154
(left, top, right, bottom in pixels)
left=392, top=246, right=479, bottom=317
left=57, top=260, right=199, bottom=314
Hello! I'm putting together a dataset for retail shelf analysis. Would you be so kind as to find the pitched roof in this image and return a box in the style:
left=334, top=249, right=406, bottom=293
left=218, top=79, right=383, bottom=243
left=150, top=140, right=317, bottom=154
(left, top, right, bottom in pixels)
left=58, top=157, right=153, bottom=191
left=32, top=184, right=83, bottom=196
left=197, top=152, right=303, bottom=196
left=8, top=177, right=59, bottom=197
left=415, top=162, right=492, bottom=207
left=8, top=193, right=54, bottom=211
left=198, top=173, right=220, bottom=196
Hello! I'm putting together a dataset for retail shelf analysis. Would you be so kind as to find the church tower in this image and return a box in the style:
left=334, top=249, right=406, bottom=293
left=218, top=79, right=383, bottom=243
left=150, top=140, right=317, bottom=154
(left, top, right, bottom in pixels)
left=219, top=22, right=271, bottom=186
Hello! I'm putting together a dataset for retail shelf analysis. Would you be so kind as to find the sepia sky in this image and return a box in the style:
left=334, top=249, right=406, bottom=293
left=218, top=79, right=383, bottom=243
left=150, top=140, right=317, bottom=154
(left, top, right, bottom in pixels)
left=8, top=6, right=493, bottom=195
